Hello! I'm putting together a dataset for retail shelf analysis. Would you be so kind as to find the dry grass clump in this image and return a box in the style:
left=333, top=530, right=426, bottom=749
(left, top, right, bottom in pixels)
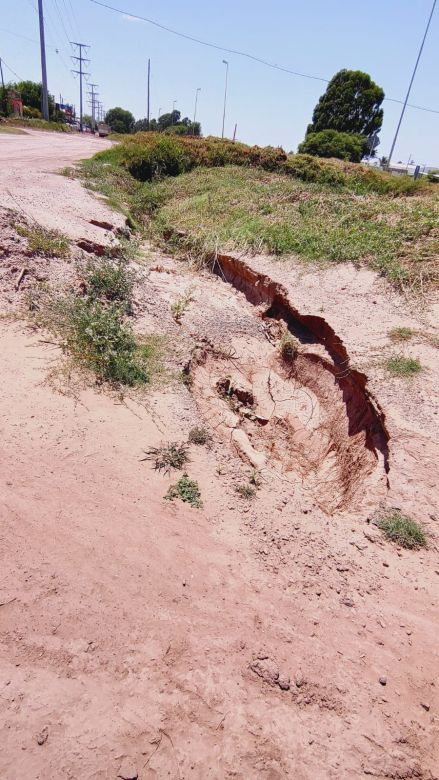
left=143, top=442, right=189, bottom=474
left=384, top=354, right=422, bottom=377
left=388, top=327, right=415, bottom=342
left=17, top=224, right=69, bottom=258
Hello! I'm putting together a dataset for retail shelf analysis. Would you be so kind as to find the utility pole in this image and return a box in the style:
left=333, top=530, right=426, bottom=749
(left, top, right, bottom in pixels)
left=147, top=58, right=150, bottom=129
left=37, top=0, right=49, bottom=120
left=193, top=87, right=201, bottom=127
left=221, top=59, right=229, bottom=139
left=71, top=42, right=90, bottom=132
left=387, top=0, right=436, bottom=168
left=88, top=82, right=98, bottom=131
left=0, top=58, right=5, bottom=90
left=172, top=100, right=176, bottom=124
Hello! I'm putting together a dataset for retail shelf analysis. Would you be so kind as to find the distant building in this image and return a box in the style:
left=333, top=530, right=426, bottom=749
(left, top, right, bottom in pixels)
left=7, top=89, right=23, bottom=117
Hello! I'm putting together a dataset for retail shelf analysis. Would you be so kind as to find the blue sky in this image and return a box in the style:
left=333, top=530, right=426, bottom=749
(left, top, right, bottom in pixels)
left=1, top=0, right=438, bottom=165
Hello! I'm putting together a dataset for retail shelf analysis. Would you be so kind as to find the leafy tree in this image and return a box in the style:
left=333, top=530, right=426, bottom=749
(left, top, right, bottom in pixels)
left=82, top=114, right=93, bottom=128
left=105, top=107, right=135, bottom=134
left=307, top=69, right=384, bottom=138
left=157, top=110, right=181, bottom=131
left=298, top=129, right=368, bottom=162
left=164, top=121, right=201, bottom=136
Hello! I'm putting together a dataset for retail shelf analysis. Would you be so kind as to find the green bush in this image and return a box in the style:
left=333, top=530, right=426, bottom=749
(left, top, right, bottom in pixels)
left=125, top=136, right=190, bottom=181
left=298, top=129, right=368, bottom=162
left=23, top=105, right=42, bottom=119
left=379, top=512, right=426, bottom=549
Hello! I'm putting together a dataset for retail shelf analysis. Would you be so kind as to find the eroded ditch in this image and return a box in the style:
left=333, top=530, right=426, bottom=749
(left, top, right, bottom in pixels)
left=189, top=253, right=390, bottom=514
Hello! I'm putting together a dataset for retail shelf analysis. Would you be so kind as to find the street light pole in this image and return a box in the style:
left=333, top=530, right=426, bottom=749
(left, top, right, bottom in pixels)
left=193, top=87, right=201, bottom=127
left=221, top=59, right=229, bottom=139
left=387, top=0, right=436, bottom=168
left=172, top=99, right=176, bottom=124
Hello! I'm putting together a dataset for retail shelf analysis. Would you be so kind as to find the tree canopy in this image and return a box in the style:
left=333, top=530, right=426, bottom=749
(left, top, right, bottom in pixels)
left=307, top=69, right=384, bottom=138
left=133, top=111, right=201, bottom=136
left=298, top=130, right=367, bottom=163
left=9, top=80, right=57, bottom=118
left=105, top=107, right=135, bottom=134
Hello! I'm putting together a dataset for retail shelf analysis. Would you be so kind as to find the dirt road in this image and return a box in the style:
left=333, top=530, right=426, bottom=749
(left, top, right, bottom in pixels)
left=1, top=131, right=438, bottom=780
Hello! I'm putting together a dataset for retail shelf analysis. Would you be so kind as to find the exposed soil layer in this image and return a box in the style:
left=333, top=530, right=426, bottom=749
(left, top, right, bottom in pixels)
left=186, top=253, right=390, bottom=512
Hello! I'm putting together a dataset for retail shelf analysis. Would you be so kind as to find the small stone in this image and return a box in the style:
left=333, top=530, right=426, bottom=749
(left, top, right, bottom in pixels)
left=420, top=702, right=430, bottom=712
left=36, top=727, right=48, bottom=746
left=277, top=674, right=290, bottom=691
left=341, top=596, right=355, bottom=607
left=117, top=758, right=138, bottom=780
left=295, top=673, right=304, bottom=688
left=379, top=676, right=387, bottom=686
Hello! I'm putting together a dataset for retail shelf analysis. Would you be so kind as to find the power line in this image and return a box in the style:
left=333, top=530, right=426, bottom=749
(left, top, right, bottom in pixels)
left=52, top=0, right=72, bottom=43
left=0, top=26, right=59, bottom=49
left=0, top=57, right=22, bottom=81
left=89, top=0, right=439, bottom=116
left=71, top=41, right=90, bottom=131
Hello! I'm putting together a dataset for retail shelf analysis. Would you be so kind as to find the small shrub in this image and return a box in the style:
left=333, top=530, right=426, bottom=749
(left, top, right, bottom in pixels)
left=17, top=224, right=69, bottom=258
left=385, top=354, right=421, bottom=377
left=165, top=473, right=203, bottom=508
left=297, top=130, right=367, bottom=163
left=249, top=470, right=261, bottom=487
left=280, top=332, right=300, bottom=362
left=143, top=442, right=189, bottom=473
left=235, top=484, right=256, bottom=500
left=378, top=511, right=426, bottom=549
left=81, top=255, right=135, bottom=309
left=171, top=288, right=194, bottom=322
left=388, top=327, right=415, bottom=342
left=188, top=426, right=211, bottom=446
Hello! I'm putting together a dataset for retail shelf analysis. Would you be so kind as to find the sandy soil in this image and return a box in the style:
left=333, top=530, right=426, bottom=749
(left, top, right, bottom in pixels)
left=0, top=131, right=438, bottom=780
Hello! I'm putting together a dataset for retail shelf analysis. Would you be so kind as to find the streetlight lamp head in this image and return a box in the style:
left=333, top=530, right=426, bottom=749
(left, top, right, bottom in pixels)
left=222, top=59, right=228, bottom=65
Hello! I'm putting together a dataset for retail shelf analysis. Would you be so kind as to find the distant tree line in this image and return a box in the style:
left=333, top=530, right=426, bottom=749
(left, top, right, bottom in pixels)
left=104, top=107, right=201, bottom=137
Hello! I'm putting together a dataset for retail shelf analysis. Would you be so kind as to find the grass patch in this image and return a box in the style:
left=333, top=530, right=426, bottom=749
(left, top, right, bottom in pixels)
left=378, top=511, right=426, bottom=549
left=0, top=125, right=28, bottom=135
left=384, top=354, right=422, bottom=377
left=188, top=426, right=212, bottom=446
left=78, top=136, right=439, bottom=291
left=3, top=118, right=72, bottom=133
left=388, top=327, right=415, bottom=342
left=165, top=473, right=202, bottom=508
left=235, top=484, right=256, bottom=500
left=17, top=224, right=69, bottom=258
left=143, top=442, right=189, bottom=473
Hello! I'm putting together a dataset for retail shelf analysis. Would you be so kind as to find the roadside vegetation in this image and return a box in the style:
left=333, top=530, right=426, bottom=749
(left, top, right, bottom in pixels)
left=378, top=511, right=427, bottom=549
left=384, top=354, right=422, bottom=377
left=165, top=474, right=203, bottom=508
left=29, top=250, right=163, bottom=388
left=17, top=224, right=70, bottom=257
left=77, top=133, right=439, bottom=292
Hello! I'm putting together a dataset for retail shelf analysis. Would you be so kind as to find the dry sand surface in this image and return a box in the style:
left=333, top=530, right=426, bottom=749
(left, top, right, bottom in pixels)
left=0, top=130, right=438, bottom=780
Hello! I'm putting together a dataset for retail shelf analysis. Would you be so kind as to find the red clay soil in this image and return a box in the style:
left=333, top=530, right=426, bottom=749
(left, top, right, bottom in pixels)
left=0, top=131, right=438, bottom=780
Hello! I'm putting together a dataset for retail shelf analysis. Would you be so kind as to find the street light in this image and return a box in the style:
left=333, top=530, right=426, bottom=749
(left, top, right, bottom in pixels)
left=172, top=99, right=177, bottom=124
left=221, top=59, right=228, bottom=139
left=193, top=87, right=201, bottom=127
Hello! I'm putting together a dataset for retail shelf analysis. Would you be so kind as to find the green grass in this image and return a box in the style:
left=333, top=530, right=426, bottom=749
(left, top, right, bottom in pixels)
left=4, top=118, right=72, bottom=133
left=77, top=144, right=439, bottom=291
left=379, top=511, right=426, bottom=549
left=30, top=253, right=163, bottom=389
left=143, top=442, right=189, bottom=473
left=171, top=288, right=194, bottom=322
left=165, top=474, right=203, bottom=508
left=17, top=224, right=69, bottom=258
left=0, top=125, right=27, bottom=135
left=388, top=327, right=415, bottom=342
left=384, top=354, right=422, bottom=377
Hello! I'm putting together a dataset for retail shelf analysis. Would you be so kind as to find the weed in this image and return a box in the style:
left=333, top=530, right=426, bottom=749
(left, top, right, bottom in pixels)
left=388, top=327, right=415, bottom=342
left=378, top=511, right=426, bottom=549
left=171, top=288, right=195, bottom=322
left=280, top=332, right=300, bottom=362
left=81, top=254, right=136, bottom=309
left=385, top=354, right=422, bottom=377
left=17, top=224, right=69, bottom=258
left=39, top=293, right=156, bottom=387
left=143, top=442, right=189, bottom=473
left=188, top=426, right=212, bottom=446
left=249, top=470, right=261, bottom=487
left=165, top=473, right=203, bottom=508
left=235, top=484, right=256, bottom=500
